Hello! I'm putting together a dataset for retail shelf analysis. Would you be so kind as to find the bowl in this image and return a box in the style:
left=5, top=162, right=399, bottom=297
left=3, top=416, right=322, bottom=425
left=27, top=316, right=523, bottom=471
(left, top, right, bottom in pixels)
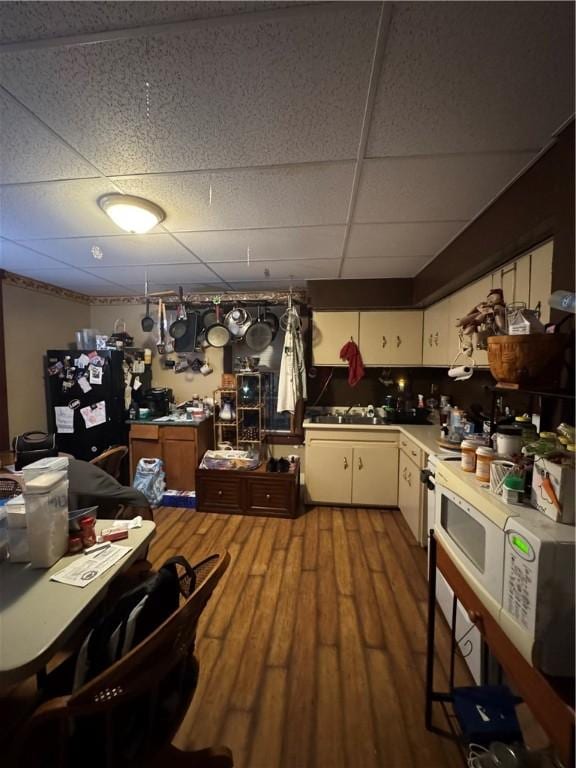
left=487, top=334, right=567, bottom=387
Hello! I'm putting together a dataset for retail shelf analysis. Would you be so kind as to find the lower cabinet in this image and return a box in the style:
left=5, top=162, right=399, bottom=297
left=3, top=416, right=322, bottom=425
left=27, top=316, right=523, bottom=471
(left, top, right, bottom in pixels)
left=305, top=430, right=399, bottom=506
left=398, top=451, right=423, bottom=544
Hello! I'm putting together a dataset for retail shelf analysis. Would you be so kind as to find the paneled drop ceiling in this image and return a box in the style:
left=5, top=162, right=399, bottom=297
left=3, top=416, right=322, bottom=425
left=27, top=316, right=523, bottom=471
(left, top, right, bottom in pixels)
left=0, top=1, right=573, bottom=296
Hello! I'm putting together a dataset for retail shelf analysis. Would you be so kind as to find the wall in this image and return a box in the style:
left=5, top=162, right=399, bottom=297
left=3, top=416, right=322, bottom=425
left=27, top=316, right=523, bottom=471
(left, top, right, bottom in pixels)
left=89, top=303, right=224, bottom=403
left=2, top=283, right=90, bottom=439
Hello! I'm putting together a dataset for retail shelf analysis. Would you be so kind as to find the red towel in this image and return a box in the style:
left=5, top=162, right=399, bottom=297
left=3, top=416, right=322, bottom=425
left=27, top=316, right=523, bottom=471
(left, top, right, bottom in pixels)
left=339, top=340, right=365, bottom=387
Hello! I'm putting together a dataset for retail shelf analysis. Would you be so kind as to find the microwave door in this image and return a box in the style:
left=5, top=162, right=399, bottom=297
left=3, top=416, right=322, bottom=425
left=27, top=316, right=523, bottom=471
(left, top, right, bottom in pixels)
left=435, top=485, right=505, bottom=610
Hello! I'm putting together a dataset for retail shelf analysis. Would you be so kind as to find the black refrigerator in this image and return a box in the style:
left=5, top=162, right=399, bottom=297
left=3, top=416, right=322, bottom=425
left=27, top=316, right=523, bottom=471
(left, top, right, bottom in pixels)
left=45, top=349, right=151, bottom=460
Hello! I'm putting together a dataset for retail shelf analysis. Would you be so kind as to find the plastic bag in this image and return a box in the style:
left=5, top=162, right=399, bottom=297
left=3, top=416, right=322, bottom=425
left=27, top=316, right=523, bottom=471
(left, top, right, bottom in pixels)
left=133, top=458, right=165, bottom=506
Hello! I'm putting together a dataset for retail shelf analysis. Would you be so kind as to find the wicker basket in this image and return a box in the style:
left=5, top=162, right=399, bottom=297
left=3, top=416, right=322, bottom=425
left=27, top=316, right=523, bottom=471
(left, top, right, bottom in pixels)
left=487, top=334, right=566, bottom=387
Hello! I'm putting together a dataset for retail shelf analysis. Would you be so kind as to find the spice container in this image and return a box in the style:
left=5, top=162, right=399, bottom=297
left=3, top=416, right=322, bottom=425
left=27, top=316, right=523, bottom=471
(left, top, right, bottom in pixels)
left=461, top=440, right=478, bottom=472
left=475, top=446, right=495, bottom=483
left=80, top=516, right=97, bottom=548
left=24, top=472, right=68, bottom=568
left=493, top=425, right=523, bottom=458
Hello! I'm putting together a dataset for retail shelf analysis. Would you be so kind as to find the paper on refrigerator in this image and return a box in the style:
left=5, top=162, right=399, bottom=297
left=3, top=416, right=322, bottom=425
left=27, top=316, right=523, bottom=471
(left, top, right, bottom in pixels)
left=80, top=400, right=106, bottom=428
left=50, top=544, right=132, bottom=587
left=54, top=406, right=74, bottom=434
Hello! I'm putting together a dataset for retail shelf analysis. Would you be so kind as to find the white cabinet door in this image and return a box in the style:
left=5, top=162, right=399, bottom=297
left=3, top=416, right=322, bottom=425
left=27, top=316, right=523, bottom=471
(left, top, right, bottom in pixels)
left=398, top=451, right=424, bottom=545
left=359, top=311, right=423, bottom=365
left=423, top=299, right=450, bottom=366
left=312, top=311, right=359, bottom=366
left=351, top=443, right=398, bottom=507
left=306, top=440, right=353, bottom=504
left=529, top=241, right=553, bottom=324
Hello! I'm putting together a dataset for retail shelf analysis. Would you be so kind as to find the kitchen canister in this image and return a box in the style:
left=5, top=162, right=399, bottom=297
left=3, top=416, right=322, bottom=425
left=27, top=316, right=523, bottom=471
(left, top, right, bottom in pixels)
left=24, top=472, right=69, bottom=568
left=461, top=440, right=479, bottom=472
left=493, top=425, right=523, bottom=458
left=476, top=446, right=495, bottom=483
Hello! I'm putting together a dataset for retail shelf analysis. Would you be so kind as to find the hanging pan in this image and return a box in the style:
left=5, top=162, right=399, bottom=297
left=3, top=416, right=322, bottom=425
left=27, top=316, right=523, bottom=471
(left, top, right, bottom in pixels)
left=174, top=308, right=199, bottom=353
left=244, top=305, right=274, bottom=352
left=225, top=304, right=253, bottom=340
left=262, top=306, right=279, bottom=340
left=169, top=287, right=188, bottom=339
left=205, top=303, right=231, bottom=348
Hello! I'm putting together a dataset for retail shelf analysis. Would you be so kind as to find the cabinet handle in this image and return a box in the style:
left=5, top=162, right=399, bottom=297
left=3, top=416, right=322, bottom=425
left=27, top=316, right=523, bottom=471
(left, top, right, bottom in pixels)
left=358, top=456, right=363, bottom=470
left=265, top=493, right=271, bottom=501
left=411, top=450, right=417, bottom=458
left=402, top=467, right=407, bottom=481
left=434, top=332, right=439, bottom=347
left=382, top=335, right=387, bottom=348
left=343, top=457, right=348, bottom=470
left=396, top=336, right=402, bottom=348
left=428, top=334, right=433, bottom=347
left=218, top=489, right=223, bottom=497
left=407, top=472, right=412, bottom=487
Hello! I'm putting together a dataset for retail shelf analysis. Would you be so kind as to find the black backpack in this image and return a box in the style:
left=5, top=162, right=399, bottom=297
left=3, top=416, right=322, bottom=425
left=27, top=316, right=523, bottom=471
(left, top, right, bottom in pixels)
left=13, top=431, right=58, bottom=470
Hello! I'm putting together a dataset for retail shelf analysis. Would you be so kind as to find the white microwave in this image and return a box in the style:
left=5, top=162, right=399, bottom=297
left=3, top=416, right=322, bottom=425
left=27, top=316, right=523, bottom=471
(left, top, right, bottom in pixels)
left=435, top=482, right=575, bottom=678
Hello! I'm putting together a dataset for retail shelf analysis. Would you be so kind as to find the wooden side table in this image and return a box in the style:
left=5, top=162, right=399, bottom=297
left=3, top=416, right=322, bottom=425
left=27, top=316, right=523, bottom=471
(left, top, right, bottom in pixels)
left=196, top=459, right=300, bottom=519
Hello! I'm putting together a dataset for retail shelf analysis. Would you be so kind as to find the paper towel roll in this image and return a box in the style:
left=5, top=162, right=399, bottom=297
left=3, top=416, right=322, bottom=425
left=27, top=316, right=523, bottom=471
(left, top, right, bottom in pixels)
left=448, top=365, right=473, bottom=379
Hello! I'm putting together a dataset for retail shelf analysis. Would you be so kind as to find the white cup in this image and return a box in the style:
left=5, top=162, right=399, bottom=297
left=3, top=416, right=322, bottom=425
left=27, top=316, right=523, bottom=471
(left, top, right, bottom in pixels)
left=200, top=362, right=213, bottom=376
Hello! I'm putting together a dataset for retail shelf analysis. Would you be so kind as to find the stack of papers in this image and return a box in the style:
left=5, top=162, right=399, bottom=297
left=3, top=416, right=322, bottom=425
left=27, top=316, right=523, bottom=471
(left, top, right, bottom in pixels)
left=51, top=544, right=132, bottom=588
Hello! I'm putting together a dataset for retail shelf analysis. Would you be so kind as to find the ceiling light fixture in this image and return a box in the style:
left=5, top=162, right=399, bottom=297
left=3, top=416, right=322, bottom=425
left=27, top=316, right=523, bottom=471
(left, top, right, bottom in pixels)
left=98, top=193, right=165, bottom=234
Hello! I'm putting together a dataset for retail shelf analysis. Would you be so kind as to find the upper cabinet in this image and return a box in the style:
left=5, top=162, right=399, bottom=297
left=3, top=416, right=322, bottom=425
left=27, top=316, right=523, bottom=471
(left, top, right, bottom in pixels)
left=423, top=298, right=450, bottom=366
left=312, top=311, right=359, bottom=366
left=528, top=241, right=553, bottom=325
left=359, top=311, right=423, bottom=365
left=312, top=310, right=423, bottom=366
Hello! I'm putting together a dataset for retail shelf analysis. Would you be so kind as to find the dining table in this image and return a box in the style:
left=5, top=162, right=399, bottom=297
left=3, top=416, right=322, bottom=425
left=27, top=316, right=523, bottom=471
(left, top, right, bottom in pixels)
left=0, top=520, right=156, bottom=690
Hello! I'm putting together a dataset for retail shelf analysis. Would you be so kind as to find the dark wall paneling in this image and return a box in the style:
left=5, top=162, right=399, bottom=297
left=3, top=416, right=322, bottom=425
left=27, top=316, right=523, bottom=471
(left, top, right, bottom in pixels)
left=307, top=278, right=413, bottom=309
left=413, top=122, right=575, bottom=308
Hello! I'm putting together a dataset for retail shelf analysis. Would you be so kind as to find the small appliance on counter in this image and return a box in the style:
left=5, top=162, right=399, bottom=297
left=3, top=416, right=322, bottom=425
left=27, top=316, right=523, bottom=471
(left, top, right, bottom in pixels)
left=142, top=388, right=172, bottom=418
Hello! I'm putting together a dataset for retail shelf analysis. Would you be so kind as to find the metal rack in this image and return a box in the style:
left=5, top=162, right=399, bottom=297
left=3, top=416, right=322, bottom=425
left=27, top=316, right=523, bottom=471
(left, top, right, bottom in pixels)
left=213, top=388, right=238, bottom=448
left=236, top=372, right=270, bottom=447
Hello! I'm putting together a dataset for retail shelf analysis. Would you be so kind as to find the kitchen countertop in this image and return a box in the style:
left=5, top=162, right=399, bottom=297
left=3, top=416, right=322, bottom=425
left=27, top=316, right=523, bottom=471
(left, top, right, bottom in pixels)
left=302, top=420, right=447, bottom=457
left=126, top=415, right=212, bottom=427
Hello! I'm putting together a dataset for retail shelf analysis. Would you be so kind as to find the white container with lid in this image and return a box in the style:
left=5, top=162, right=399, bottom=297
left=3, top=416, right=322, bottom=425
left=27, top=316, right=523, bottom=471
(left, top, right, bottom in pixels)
left=5, top=494, right=26, bottom=529
left=23, top=456, right=69, bottom=483
left=8, top=528, right=30, bottom=562
left=24, top=472, right=69, bottom=568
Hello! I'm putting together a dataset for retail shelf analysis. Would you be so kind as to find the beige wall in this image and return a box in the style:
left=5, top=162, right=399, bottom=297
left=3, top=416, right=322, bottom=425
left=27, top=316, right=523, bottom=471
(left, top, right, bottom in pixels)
left=3, top=283, right=90, bottom=439
left=89, top=303, right=224, bottom=403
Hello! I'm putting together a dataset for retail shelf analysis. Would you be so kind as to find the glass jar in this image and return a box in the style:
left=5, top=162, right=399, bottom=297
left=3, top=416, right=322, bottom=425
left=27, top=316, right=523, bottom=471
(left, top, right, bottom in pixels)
left=476, top=446, right=495, bottom=483
left=461, top=440, right=478, bottom=472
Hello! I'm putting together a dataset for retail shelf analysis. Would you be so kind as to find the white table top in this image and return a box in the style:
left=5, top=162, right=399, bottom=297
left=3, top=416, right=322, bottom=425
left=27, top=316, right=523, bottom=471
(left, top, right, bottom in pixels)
left=0, top=520, right=156, bottom=688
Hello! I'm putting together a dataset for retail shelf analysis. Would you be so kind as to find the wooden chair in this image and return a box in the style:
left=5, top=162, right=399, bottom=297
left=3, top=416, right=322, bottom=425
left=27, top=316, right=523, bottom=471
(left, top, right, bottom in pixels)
left=8, top=551, right=233, bottom=768
left=89, top=445, right=129, bottom=480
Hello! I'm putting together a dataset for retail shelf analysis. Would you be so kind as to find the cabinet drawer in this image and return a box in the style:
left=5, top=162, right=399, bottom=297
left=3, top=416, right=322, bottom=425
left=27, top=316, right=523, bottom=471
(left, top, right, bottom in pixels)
left=245, top=479, right=291, bottom=515
left=161, top=426, right=198, bottom=441
left=199, top=477, right=241, bottom=511
left=399, top=434, right=424, bottom=467
left=130, top=424, right=159, bottom=440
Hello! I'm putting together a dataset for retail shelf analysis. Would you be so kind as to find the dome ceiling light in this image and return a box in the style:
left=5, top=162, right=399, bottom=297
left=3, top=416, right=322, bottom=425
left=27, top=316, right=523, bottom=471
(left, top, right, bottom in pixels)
left=98, top=193, right=166, bottom=234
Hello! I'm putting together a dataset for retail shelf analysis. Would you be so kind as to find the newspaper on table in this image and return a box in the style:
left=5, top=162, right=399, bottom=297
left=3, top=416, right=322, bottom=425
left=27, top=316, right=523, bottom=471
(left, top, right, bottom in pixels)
left=50, top=544, right=132, bottom=588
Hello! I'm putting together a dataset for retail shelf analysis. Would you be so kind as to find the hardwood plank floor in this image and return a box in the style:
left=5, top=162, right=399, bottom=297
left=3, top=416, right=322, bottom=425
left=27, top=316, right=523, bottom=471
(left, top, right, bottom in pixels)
left=151, top=506, right=470, bottom=767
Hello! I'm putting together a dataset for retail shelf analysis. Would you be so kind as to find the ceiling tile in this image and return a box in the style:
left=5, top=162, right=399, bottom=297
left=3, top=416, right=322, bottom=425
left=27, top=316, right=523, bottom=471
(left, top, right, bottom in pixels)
left=367, top=2, right=574, bottom=156
left=346, top=222, right=465, bottom=260
left=341, top=256, right=429, bottom=279
left=0, top=91, right=98, bottom=184
left=114, top=164, right=353, bottom=231
left=228, top=279, right=306, bottom=291
left=211, top=258, right=339, bottom=282
left=84, top=262, right=226, bottom=286
left=0, top=2, right=296, bottom=44
left=354, top=153, right=535, bottom=223
left=0, top=238, right=66, bottom=270
left=0, top=4, right=378, bottom=175
left=16, top=233, right=199, bottom=268
left=0, top=178, right=125, bottom=239
left=177, top=226, right=345, bottom=263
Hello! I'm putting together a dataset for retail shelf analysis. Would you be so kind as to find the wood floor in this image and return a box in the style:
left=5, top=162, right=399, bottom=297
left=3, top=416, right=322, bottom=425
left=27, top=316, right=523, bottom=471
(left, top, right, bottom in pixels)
left=149, top=505, right=472, bottom=768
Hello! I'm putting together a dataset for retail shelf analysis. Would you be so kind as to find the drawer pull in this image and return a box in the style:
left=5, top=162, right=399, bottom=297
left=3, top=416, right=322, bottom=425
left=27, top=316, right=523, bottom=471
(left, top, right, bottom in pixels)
left=358, top=456, right=363, bottom=470
left=343, top=457, right=348, bottom=470
left=382, top=335, right=387, bottom=348
left=411, top=450, right=417, bottom=457
left=265, top=493, right=271, bottom=501
left=396, top=336, right=401, bottom=348
left=434, top=332, right=439, bottom=347
left=218, top=490, right=223, bottom=497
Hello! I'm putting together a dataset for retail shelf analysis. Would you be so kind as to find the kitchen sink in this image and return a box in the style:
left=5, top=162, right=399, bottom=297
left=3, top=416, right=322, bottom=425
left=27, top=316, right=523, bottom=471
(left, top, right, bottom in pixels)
left=308, top=415, right=388, bottom=426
